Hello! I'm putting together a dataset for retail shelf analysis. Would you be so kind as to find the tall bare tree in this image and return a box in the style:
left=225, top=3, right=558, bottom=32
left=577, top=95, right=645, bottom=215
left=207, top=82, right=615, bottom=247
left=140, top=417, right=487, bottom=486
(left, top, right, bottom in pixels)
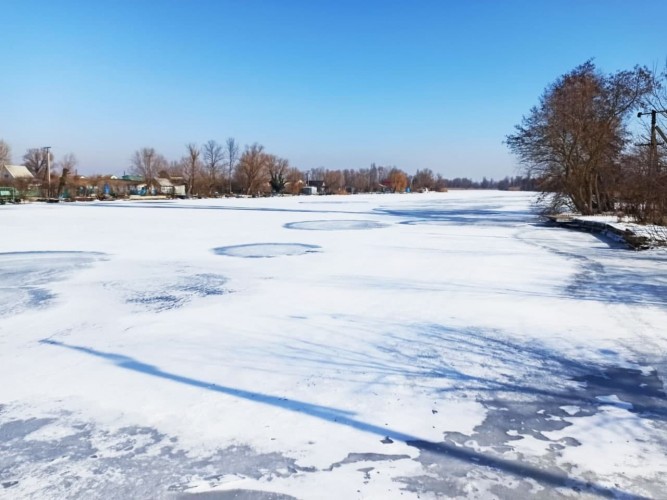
left=165, top=160, right=184, bottom=178
left=56, top=153, right=78, bottom=198
left=323, top=169, right=344, bottom=194
left=130, top=147, right=166, bottom=192
left=236, top=143, right=268, bottom=195
left=202, top=140, right=224, bottom=195
left=285, top=167, right=304, bottom=194
left=58, top=153, right=77, bottom=173
left=0, top=139, right=11, bottom=166
left=183, top=143, right=201, bottom=196
left=22, top=148, right=53, bottom=179
left=225, top=137, right=239, bottom=194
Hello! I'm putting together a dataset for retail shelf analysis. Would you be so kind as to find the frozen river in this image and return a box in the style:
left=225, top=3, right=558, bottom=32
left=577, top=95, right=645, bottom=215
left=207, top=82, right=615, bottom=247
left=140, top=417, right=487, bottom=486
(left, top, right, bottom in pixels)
left=1, top=191, right=666, bottom=499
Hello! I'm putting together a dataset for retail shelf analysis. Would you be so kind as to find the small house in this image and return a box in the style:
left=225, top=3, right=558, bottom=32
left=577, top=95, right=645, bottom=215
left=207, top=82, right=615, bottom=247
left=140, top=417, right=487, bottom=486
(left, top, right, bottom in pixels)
left=0, top=165, right=39, bottom=198
left=1, top=165, right=34, bottom=182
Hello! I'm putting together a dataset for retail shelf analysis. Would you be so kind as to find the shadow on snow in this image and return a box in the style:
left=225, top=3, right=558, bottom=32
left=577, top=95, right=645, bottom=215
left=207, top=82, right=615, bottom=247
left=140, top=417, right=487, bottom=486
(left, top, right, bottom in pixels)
left=241, top=323, right=667, bottom=423
left=79, top=202, right=369, bottom=216
left=515, top=229, right=667, bottom=307
left=39, top=338, right=660, bottom=498
left=374, top=206, right=537, bottom=227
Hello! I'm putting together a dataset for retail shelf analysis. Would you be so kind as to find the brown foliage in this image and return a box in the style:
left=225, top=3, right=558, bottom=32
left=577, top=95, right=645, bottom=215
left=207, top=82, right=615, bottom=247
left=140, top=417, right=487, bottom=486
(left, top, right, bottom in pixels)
left=387, top=168, right=408, bottom=192
left=236, top=143, right=270, bottom=195
left=506, top=61, right=654, bottom=215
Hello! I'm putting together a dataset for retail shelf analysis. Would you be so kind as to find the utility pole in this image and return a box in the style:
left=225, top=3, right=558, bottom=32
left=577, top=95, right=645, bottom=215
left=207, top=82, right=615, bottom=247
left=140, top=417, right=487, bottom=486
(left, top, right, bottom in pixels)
left=43, top=146, right=52, bottom=198
left=637, top=110, right=667, bottom=173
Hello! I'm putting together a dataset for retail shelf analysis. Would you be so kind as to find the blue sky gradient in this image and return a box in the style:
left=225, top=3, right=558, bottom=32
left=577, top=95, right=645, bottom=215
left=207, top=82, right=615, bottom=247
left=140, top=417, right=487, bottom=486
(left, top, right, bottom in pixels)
left=2, top=0, right=666, bottom=177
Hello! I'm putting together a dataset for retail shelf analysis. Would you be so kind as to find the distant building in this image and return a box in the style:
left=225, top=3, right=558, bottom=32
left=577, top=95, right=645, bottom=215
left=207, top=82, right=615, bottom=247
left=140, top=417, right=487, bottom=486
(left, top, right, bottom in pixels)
left=155, top=177, right=175, bottom=195
left=154, top=177, right=186, bottom=196
left=1, top=165, right=34, bottom=181
left=307, top=180, right=325, bottom=194
left=121, top=174, right=144, bottom=182
left=1, top=165, right=39, bottom=198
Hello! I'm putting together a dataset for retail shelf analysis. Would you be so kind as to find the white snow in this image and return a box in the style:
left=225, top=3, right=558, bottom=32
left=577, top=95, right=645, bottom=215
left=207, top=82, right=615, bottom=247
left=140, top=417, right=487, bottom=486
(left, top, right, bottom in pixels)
left=595, top=395, right=634, bottom=409
left=1, top=190, right=666, bottom=499
left=559, top=405, right=581, bottom=416
left=543, top=405, right=663, bottom=477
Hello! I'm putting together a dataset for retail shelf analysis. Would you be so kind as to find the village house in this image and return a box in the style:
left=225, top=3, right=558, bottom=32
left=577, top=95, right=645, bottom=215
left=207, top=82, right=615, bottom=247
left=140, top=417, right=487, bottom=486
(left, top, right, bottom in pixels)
left=1, top=164, right=34, bottom=182
left=0, top=165, right=40, bottom=198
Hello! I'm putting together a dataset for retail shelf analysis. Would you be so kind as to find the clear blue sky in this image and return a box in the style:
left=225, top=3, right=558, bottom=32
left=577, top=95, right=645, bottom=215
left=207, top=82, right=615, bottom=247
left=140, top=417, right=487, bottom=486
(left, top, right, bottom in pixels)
left=2, top=0, right=665, bottom=178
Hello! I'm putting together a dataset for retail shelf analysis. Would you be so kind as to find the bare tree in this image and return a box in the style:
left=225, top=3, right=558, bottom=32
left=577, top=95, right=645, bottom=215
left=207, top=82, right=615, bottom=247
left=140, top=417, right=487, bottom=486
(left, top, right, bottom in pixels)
left=22, top=148, right=53, bottom=179
left=323, top=169, right=344, bottom=194
left=183, top=143, right=201, bottom=196
left=369, top=163, right=379, bottom=191
left=165, top=160, right=184, bottom=178
left=225, top=137, right=239, bottom=194
left=55, top=153, right=77, bottom=198
left=285, top=167, right=304, bottom=194
left=347, top=168, right=370, bottom=193
left=267, top=156, right=290, bottom=193
left=202, top=140, right=224, bottom=196
left=59, top=153, right=77, bottom=172
left=434, top=174, right=448, bottom=192
left=236, top=143, right=269, bottom=195
left=412, top=168, right=436, bottom=191
left=308, top=167, right=325, bottom=182
left=130, top=147, right=166, bottom=192
left=0, top=139, right=11, bottom=165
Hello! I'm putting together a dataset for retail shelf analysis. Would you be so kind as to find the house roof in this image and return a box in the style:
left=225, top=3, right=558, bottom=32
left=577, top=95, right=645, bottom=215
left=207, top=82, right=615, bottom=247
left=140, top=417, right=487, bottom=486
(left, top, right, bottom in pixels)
left=121, top=174, right=144, bottom=182
left=2, top=165, right=34, bottom=179
left=155, top=178, right=173, bottom=187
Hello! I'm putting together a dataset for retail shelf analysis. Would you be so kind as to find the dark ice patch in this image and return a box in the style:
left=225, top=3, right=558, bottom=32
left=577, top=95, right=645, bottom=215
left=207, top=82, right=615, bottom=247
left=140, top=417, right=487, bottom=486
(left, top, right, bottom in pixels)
left=110, top=273, right=230, bottom=312
left=326, top=452, right=410, bottom=471
left=374, top=205, right=534, bottom=227
left=399, top=364, right=667, bottom=498
left=212, top=243, right=321, bottom=258
left=574, top=367, right=667, bottom=417
left=0, top=409, right=307, bottom=500
left=284, top=220, right=388, bottom=231
left=0, top=251, right=107, bottom=316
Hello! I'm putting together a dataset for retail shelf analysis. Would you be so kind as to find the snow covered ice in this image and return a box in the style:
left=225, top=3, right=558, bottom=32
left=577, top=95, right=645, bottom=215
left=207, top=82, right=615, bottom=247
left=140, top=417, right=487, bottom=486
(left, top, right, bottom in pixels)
left=1, top=191, right=666, bottom=499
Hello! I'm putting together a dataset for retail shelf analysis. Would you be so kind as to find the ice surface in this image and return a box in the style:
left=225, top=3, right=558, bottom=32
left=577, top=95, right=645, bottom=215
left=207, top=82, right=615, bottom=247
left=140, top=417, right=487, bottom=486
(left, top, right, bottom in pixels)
left=1, top=191, right=666, bottom=499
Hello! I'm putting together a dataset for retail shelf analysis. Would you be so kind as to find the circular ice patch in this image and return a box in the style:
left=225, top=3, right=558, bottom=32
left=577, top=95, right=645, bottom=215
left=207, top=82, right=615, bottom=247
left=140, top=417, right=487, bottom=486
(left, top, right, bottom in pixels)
left=212, top=243, right=321, bottom=258
left=284, top=220, right=388, bottom=231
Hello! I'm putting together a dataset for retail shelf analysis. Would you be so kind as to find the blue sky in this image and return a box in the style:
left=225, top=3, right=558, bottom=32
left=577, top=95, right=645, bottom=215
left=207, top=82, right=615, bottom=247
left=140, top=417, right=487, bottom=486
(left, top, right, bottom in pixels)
left=2, top=0, right=665, bottom=178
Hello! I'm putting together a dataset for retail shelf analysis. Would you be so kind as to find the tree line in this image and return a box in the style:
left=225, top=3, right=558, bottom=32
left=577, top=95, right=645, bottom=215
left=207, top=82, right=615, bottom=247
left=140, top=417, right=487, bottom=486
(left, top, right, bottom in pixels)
left=506, top=60, right=667, bottom=225
left=445, top=176, right=539, bottom=191
left=128, top=145, right=452, bottom=196
left=2, top=137, right=538, bottom=198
